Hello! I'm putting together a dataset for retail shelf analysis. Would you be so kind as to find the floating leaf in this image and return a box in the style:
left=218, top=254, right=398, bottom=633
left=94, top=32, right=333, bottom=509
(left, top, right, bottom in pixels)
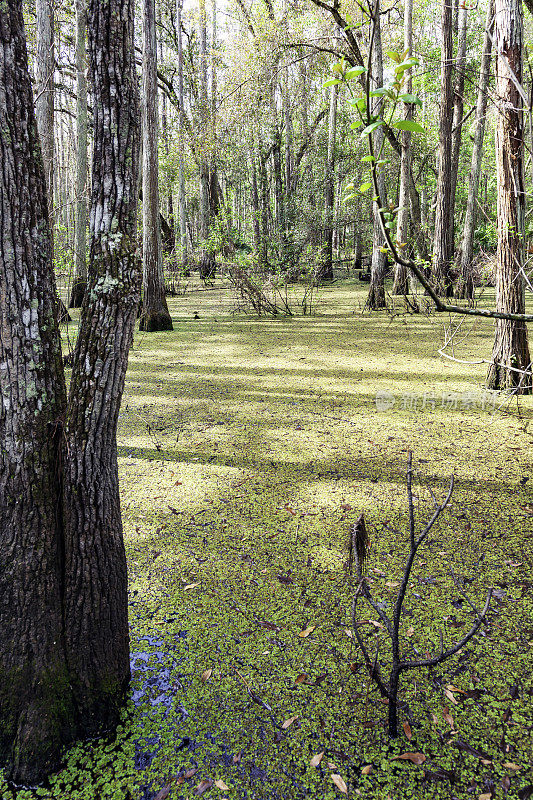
left=479, top=794, right=492, bottom=800
left=503, top=762, right=521, bottom=770
left=214, top=779, right=230, bottom=790
left=299, top=625, right=316, bottom=638
left=281, top=716, right=298, bottom=730
left=444, top=689, right=459, bottom=705
left=310, top=752, right=324, bottom=767
left=443, top=706, right=455, bottom=728
left=331, top=774, right=348, bottom=793
left=194, top=779, right=214, bottom=795
left=385, top=581, right=400, bottom=588
left=402, top=721, right=412, bottom=741
left=184, top=583, right=200, bottom=590
left=392, top=752, right=426, bottom=765
left=361, top=764, right=373, bottom=775
left=406, top=626, right=414, bottom=637
left=294, top=673, right=310, bottom=684
left=184, top=769, right=198, bottom=779
left=154, top=786, right=173, bottom=800
left=201, top=669, right=213, bottom=683
left=232, top=751, right=242, bottom=764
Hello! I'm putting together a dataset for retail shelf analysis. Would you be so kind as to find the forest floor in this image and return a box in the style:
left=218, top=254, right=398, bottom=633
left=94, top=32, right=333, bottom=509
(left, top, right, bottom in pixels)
left=4, top=278, right=533, bottom=800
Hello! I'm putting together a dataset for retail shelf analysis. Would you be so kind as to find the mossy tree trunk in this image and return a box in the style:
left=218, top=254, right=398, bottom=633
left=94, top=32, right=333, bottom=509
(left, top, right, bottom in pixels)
left=0, top=4, right=74, bottom=782
left=316, top=81, right=337, bottom=284
left=0, top=0, right=141, bottom=782
left=139, top=0, right=173, bottom=331
left=486, top=0, right=531, bottom=393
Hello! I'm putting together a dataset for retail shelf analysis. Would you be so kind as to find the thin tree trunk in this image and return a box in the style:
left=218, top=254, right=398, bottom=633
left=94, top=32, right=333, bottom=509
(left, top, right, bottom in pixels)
left=486, top=0, right=531, bottom=392
left=70, top=0, right=88, bottom=307
left=449, top=2, right=468, bottom=247
left=317, top=81, right=338, bottom=282
left=367, top=0, right=387, bottom=309
left=176, top=0, right=189, bottom=272
left=392, top=0, right=413, bottom=296
left=457, top=0, right=494, bottom=299
left=198, top=0, right=214, bottom=278
left=139, top=0, right=172, bottom=331
left=433, top=0, right=454, bottom=295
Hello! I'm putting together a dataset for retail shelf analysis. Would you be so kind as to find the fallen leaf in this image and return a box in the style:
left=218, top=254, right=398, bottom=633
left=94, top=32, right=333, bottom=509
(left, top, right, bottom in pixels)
left=403, top=721, right=412, bottom=741
left=328, top=762, right=338, bottom=769
left=194, top=779, right=214, bottom=795
left=406, top=626, right=414, bottom=637
left=444, top=689, right=459, bottom=705
left=281, top=716, right=298, bottom=730
left=361, top=764, right=373, bottom=775
left=284, top=504, right=297, bottom=516
left=480, top=759, right=492, bottom=766
left=502, top=775, right=511, bottom=792
left=298, top=625, right=316, bottom=638
left=344, top=628, right=354, bottom=638
left=331, top=774, right=348, bottom=793
left=443, top=706, right=455, bottom=727
left=294, top=673, right=310, bottom=684
left=214, top=779, right=229, bottom=790
left=201, top=669, right=213, bottom=683
left=479, top=794, right=492, bottom=800
left=184, top=769, right=198, bottom=779
left=340, top=503, right=352, bottom=512
left=154, top=786, right=172, bottom=800
left=385, top=581, right=400, bottom=589
left=310, top=752, right=324, bottom=767
left=503, top=762, right=521, bottom=770
left=175, top=481, right=183, bottom=486
left=446, top=684, right=466, bottom=694
left=392, top=752, right=426, bottom=765
left=232, top=750, right=242, bottom=764
left=184, top=583, right=200, bottom=590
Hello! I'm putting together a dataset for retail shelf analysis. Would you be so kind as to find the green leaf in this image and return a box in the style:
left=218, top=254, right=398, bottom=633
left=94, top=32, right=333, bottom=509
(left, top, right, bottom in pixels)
left=323, top=78, right=341, bottom=88
left=386, top=50, right=401, bottom=63
left=350, top=120, right=363, bottom=129
left=398, top=93, right=422, bottom=106
left=395, top=57, right=420, bottom=70
left=345, top=66, right=367, bottom=80
left=361, top=155, right=376, bottom=162
left=360, top=120, right=384, bottom=137
left=392, top=119, right=425, bottom=133
left=359, top=181, right=373, bottom=193
left=369, top=88, right=394, bottom=99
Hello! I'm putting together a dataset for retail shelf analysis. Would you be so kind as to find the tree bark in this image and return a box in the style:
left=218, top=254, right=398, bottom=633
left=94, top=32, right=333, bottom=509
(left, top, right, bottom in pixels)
left=392, top=0, right=413, bottom=296
left=0, top=4, right=74, bottom=782
left=70, top=0, right=88, bottom=308
left=176, top=0, right=189, bottom=272
left=449, top=2, right=468, bottom=250
left=486, top=0, right=531, bottom=392
left=317, top=81, right=338, bottom=283
left=198, top=0, right=214, bottom=278
left=139, top=0, right=173, bottom=331
left=367, top=0, right=387, bottom=309
left=457, top=0, right=493, bottom=299
left=433, top=0, right=455, bottom=295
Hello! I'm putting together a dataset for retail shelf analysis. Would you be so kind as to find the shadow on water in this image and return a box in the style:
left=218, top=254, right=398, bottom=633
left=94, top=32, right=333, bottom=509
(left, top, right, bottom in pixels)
left=128, top=624, right=314, bottom=800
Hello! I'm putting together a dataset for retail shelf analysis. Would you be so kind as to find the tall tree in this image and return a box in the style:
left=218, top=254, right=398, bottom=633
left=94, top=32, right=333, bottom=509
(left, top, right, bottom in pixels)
left=70, top=0, right=88, bottom=307
left=176, top=0, right=189, bottom=271
left=367, top=0, right=387, bottom=310
left=317, top=81, right=338, bottom=282
left=392, top=0, right=413, bottom=297
left=35, top=0, right=54, bottom=222
left=449, top=1, right=468, bottom=245
left=0, top=0, right=141, bottom=781
left=198, top=0, right=215, bottom=278
left=486, top=0, right=531, bottom=392
left=139, top=0, right=173, bottom=331
left=433, top=0, right=454, bottom=295
left=457, top=0, right=494, bottom=299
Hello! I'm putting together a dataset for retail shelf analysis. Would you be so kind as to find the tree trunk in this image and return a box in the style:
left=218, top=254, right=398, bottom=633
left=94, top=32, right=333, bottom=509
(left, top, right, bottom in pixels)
left=392, top=0, right=413, bottom=296
left=176, top=0, right=189, bottom=272
left=198, top=0, right=214, bottom=279
left=449, top=2, right=468, bottom=249
left=139, top=0, right=172, bottom=331
left=457, top=0, right=493, bottom=299
left=0, top=4, right=74, bottom=782
left=486, top=0, right=531, bottom=393
left=70, top=0, right=88, bottom=308
left=317, top=81, right=338, bottom=283
left=433, top=0, right=454, bottom=296
left=367, top=0, right=387, bottom=309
